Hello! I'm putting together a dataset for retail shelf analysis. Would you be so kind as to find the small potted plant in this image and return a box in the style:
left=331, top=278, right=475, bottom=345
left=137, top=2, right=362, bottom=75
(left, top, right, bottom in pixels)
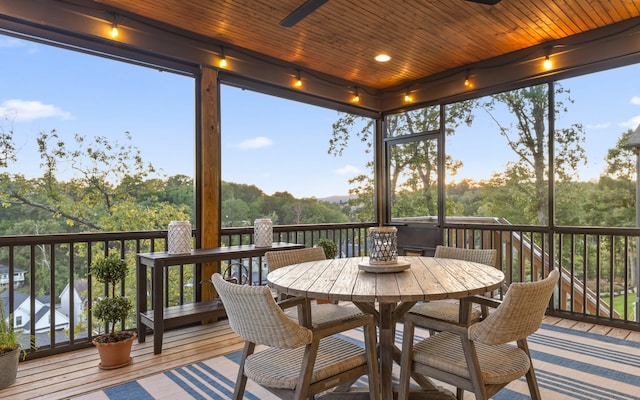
left=0, top=299, right=31, bottom=389
left=90, top=253, right=136, bottom=370
left=317, top=238, right=338, bottom=259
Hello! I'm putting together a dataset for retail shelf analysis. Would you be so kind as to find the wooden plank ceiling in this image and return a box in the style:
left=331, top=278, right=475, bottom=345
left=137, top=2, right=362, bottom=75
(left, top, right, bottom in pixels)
left=97, top=0, right=640, bottom=91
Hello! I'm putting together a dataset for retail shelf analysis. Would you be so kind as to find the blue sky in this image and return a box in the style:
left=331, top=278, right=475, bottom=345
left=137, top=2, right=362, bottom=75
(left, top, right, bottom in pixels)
left=1, top=34, right=639, bottom=198
left=0, top=36, right=195, bottom=180
left=448, top=64, right=640, bottom=183
left=219, top=87, right=370, bottom=198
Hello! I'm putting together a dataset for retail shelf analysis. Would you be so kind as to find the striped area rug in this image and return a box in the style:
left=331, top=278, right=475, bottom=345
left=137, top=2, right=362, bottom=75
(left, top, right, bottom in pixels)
left=73, top=323, right=640, bottom=400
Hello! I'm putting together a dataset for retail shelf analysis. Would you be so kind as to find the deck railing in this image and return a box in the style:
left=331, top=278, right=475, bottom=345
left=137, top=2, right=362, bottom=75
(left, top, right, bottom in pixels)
left=0, top=223, right=374, bottom=359
left=443, top=220, right=640, bottom=330
left=1, top=221, right=639, bottom=360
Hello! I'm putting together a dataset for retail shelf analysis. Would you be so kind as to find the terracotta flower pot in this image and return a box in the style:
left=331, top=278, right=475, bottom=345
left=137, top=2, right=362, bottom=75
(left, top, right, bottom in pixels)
left=0, top=347, right=20, bottom=389
left=92, top=331, right=137, bottom=370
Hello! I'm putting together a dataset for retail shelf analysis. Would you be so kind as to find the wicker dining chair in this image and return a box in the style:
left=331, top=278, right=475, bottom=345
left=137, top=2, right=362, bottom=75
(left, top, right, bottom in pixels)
left=398, top=269, right=559, bottom=400
left=265, top=247, right=363, bottom=327
left=211, top=273, right=380, bottom=400
left=408, top=246, right=498, bottom=325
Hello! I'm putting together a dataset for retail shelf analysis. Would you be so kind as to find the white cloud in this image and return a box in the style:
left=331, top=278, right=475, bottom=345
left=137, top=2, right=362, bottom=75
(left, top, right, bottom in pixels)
left=631, top=96, right=640, bottom=105
left=0, top=37, right=38, bottom=54
left=235, top=136, right=272, bottom=150
left=334, top=164, right=361, bottom=175
left=0, top=37, right=25, bottom=48
left=618, top=114, right=640, bottom=129
left=0, top=99, right=73, bottom=121
left=586, top=122, right=610, bottom=129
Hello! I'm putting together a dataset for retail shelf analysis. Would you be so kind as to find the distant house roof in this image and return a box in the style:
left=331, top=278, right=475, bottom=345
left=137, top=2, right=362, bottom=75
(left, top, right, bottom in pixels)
left=0, top=290, right=29, bottom=314
left=0, top=263, right=27, bottom=275
left=34, top=306, right=50, bottom=323
left=59, top=279, right=89, bottom=301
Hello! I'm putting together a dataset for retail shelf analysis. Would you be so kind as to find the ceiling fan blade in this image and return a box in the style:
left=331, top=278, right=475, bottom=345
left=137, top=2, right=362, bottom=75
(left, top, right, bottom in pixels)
left=280, top=0, right=329, bottom=27
left=465, top=0, right=502, bottom=4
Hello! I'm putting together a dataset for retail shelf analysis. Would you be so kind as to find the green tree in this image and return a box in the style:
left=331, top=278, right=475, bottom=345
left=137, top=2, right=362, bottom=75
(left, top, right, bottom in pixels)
left=581, top=128, right=638, bottom=228
left=482, top=84, right=586, bottom=225
left=477, top=172, right=539, bottom=224
left=604, top=128, right=636, bottom=180
left=0, top=123, right=16, bottom=169
left=328, top=114, right=376, bottom=221
left=222, top=198, right=251, bottom=227
left=330, top=103, right=475, bottom=221
left=0, top=127, right=192, bottom=306
left=445, top=179, right=483, bottom=217
left=587, top=177, right=634, bottom=227
left=554, top=181, right=593, bottom=226
left=0, top=129, right=191, bottom=232
left=163, top=175, right=195, bottom=208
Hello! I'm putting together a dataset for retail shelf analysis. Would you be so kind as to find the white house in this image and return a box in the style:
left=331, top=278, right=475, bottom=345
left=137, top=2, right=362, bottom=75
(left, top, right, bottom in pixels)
left=59, top=279, right=88, bottom=325
left=0, top=263, right=26, bottom=288
left=0, top=290, right=69, bottom=333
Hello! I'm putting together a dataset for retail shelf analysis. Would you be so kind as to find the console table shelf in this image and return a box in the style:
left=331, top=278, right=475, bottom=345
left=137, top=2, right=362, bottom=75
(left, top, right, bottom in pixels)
left=138, top=300, right=227, bottom=332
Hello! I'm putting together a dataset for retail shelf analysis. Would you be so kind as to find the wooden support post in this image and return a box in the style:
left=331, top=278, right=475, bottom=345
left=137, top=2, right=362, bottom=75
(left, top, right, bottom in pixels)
left=199, top=66, right=220, bottom=302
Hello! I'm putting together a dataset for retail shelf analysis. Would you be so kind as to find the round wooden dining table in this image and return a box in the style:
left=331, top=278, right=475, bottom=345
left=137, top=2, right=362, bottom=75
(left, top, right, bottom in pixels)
left=267, top=255, right=505, bottom=400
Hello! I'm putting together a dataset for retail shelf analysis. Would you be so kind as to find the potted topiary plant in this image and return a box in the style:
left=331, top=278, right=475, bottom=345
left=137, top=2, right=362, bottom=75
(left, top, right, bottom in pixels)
left=0, top=298, right=30, bottom=389
left=90, top=253, right=136, bottom=370
left=317, top=238, right=338, bottom=259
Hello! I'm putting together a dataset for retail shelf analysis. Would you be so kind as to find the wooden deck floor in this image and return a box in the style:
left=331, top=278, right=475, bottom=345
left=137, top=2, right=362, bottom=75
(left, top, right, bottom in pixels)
left=4, top=316, right=640, bottom=400
left=6, top=320, right=245, bottom=400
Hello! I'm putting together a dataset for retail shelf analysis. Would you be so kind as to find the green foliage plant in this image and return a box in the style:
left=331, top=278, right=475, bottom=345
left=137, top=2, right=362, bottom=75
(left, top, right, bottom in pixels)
left=317, top=238, right=338, bottom=259
left=0, top=300, right=20, bottom=355
left=90, top=253, right=133, bottom=342
left=0, top=299, right=31, bottom=359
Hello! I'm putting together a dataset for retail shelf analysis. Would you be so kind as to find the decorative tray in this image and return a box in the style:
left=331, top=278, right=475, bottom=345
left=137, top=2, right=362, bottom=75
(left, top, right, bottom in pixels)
left=358, top=260, right=410, bottom=273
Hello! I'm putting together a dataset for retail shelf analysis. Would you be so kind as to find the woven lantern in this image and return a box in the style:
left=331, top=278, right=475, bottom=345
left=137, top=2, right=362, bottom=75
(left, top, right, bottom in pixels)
left=168, top=221, right=192, bottom=254
left=368, top=226, right=398, bottom=265
left=254, top=218, right=273, bottom=247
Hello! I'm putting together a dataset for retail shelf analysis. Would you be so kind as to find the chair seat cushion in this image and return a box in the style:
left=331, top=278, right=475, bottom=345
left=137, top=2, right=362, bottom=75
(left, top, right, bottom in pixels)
left=409, top=299, right=482, bottom=323
left=245, top=336, right=367, bottom=389
left=412, top=331, right=531, bottom=385
left=286, top=303, right=364, bottom=327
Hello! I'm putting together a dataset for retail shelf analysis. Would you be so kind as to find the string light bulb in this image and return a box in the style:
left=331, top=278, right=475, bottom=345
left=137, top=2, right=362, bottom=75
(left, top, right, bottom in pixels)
left=110, top=22, right=119, bottom=38
left=109, top=13, right=119, bottom=39
left=464, top=70, right=472, bottom=88
left=543, top=53, right=552, bottom=70
left=294, top=70, right=302, bottom=88
left=219, top=47, right=228, bottom=68
left=352, top=87, right=360, bottom=103
left=404, top=89, right=412, bottom=103
left=108, top=13, right=119, bottom=39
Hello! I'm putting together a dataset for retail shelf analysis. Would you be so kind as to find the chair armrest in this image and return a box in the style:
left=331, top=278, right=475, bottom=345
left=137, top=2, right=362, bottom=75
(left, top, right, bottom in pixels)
left=467, top=294, right=502, bottom=309
left=403, top=310, right=468, bottom=336
left=277, top=296, right=307, bottom=310
left=277, top=296, right=313, bottom=327
left=311, top=314, right=377, bottom=339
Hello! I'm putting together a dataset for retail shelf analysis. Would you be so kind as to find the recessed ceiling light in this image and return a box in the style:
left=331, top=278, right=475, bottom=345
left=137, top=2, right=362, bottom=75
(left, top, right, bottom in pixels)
left=375, top=54, right=391, bottom=62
